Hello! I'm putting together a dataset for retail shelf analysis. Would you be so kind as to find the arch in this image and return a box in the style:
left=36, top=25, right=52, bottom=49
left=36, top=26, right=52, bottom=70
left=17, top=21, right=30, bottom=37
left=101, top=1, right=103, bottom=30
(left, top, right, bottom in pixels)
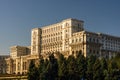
left=72, top=51, right=74, bottom=55
left=76, top=51, right=78, bottom=54
left=79, top=50, right=82, bottom=54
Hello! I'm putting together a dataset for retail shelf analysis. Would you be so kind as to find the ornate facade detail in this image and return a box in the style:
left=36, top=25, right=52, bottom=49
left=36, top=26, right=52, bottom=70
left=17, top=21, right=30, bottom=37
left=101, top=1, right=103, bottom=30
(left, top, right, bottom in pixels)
left=5, top=18, right=120, bottom=74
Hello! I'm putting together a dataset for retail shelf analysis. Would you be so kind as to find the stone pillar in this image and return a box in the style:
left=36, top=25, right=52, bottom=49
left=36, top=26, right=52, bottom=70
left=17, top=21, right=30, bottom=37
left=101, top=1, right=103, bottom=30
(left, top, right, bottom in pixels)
left=20, top=57, right=23, bottom=74
left=16, top=59, right=18, bottom=74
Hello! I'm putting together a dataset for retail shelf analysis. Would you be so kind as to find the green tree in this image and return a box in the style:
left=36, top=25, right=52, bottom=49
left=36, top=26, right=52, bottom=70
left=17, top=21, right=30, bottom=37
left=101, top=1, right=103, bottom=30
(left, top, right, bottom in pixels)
left=38, top=57, right=47, bottom=80
left=41, top=59, right=49, bottom=80
left=101, top=58, right=108, bottom=70
left=57, top=53, right=67, bottom=80
left=27, top=60, right=39, bottom=80
left=101, top=57, right=108, bottom=80
left=76, top=52, right=86, bottom=80
left=45, top=54, right=58, bottom=80
left=67, top=55, right=78, bottom=80
left=86, top=55, right=97, bottom=80
left=113, top=53, right=120, bottom=69
left=93, top=59, right=103, bottom=80
left=107, top=60, right=119, bottom=80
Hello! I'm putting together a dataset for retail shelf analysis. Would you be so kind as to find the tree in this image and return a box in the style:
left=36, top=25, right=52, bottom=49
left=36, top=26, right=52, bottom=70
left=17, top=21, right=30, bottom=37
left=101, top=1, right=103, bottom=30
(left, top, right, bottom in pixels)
left=38, top=57, right=47, bottom=80
left=113, top=53, right=120, bottom=69
left=45, top=54, right=58, bottom=80
left=27, top=60, right=39, bottom=80
left=86, top=55, right=97, bottom=80
left=76, top=52, right=86, bottom=80
left=27, top=52, right=120, bottom=80
left=107, top=60, right=119, bottom=80
left=67, top=55, right=78, bottom=80
left=93, top=59, right=103, bottom=80
left=57, top=54, right=67, bottom=80
left=101, top=57, right=108, bottom=79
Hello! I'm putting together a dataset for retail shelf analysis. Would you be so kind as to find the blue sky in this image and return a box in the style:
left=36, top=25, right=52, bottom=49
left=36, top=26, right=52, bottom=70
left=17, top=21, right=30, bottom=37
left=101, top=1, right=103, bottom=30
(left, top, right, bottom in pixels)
left=0, top=0, right=120, bottom=55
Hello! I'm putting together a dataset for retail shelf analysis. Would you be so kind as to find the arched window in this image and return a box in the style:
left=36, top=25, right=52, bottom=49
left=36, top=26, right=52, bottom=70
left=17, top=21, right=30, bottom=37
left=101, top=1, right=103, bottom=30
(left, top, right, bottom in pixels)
left=79, top=38, right=81, bottom=42
left=89, top=49, right=92, bottom=53
left=97, top=39, right=99, bottom=43
left=65, top=23, right=69, bottom=27
left=72, top=51, right=74, bottom=55
left=89, top=38, right=91, bottom=42
left=72, top=39, right=74, bottom=43
left=93, top=38, right=95, bottom=42
left=79, top=50, right=82, bottom=54
left=76, top=51, right=78, bottom=54
left=76, top=39, right=78, bottom=42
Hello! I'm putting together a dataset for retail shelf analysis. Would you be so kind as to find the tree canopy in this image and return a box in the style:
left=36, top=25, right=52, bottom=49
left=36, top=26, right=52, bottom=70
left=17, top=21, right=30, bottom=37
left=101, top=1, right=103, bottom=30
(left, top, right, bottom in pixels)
left=28, top=53, right=120, bottom=80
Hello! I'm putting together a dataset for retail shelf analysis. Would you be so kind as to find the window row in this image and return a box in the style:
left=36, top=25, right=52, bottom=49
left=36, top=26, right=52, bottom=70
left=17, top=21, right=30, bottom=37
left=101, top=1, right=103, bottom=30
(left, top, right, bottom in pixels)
left=42, top=47, right=62, bottom=50
left=72, top=38, right=82, bottom=43
left=89, top=37, right=99, bottom=43
left=42, top=26, right=62, bottom=34
left=42, top=32, right=62, bottom=38
left=102, top=47, right=120, bottom=51
left=89, top=49, right=99, bottom=54
left=103, top=41, right=120, bottom=45
left=42, top=37, right=62, bottom=43
left=42, top=49, right=62, bottom=54
left=102, top=37, right=119, bottom=42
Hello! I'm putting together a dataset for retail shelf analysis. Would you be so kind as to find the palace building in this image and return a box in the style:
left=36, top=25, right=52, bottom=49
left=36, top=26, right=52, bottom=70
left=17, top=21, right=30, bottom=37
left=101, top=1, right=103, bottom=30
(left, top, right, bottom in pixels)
left=5, top=18, right=120, bottom=74
left=0, top=55, right=9, bottom=74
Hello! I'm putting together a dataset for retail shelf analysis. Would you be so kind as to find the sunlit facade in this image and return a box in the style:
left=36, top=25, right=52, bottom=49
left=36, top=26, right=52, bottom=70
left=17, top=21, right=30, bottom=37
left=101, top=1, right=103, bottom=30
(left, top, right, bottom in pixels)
left=6, top=18, right=120, bottom=74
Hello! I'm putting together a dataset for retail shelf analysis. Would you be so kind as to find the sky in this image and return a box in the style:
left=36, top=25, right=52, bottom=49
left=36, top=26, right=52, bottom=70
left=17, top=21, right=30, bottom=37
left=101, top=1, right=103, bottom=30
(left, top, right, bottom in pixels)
left=0, top=0, right=120, bottom=55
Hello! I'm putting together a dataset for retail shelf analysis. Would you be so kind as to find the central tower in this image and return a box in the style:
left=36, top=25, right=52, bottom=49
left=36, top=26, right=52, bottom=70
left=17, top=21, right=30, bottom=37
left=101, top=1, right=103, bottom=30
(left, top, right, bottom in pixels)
left=31, top=18, right=84, bottom=56
left=31, top=28, right=42, bottom=55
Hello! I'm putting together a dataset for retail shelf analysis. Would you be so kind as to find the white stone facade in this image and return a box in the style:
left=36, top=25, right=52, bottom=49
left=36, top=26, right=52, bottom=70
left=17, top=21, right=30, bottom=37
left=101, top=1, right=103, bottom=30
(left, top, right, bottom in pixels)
left=31, top=18, right=84, bottom=56
left=6, top=18, right=120, bottom=74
